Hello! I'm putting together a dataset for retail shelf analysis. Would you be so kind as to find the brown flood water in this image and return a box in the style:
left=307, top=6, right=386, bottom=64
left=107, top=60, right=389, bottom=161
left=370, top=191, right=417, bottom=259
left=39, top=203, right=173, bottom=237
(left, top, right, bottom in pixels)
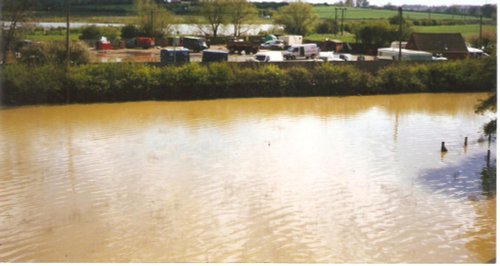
left=0, top=93, right=495, bottom=263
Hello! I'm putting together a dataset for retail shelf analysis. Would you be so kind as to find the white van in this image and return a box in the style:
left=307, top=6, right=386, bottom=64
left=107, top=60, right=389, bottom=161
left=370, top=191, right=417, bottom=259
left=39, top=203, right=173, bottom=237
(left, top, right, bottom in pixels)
left=252, top=51, right=284, bottom=62
left=283, top=43, right=320, bottom=60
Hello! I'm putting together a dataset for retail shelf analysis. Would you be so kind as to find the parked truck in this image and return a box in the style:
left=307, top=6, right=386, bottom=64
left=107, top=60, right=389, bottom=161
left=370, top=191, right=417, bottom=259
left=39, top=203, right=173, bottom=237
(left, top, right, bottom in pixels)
left=283, top=43, right=320, bottom=60
left=226, top=38, right=259, bottom=54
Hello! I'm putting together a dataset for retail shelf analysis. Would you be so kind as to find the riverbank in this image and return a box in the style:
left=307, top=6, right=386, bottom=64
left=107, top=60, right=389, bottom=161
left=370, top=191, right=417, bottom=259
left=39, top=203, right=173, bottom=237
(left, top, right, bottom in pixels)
left=1, top=58, right=495, bottom=106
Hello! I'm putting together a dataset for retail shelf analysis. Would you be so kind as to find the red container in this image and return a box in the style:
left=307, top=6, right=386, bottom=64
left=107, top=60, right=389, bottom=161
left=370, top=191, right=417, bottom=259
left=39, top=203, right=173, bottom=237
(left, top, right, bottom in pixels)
left=96, top=41, right=113, bottom=50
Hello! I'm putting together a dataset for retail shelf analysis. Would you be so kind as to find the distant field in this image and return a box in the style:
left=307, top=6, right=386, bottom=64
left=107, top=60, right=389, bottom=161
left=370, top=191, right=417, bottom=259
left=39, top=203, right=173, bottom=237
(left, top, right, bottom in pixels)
left=413, top=24, right=496, bottom=39
left=313, top=6, right=484, bottom=21
left=305, top=33, right=356, bottom=43
left=24, top=28, right=81, bottom=41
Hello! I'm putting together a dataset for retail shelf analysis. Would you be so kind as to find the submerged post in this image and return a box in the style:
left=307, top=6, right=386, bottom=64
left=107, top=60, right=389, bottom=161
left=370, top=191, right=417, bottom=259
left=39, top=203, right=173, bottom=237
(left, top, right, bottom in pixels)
left=487, top=149, right=491, bottom=167
left=441, top=142, right=448, bottom=152
left=464, top=137, right=468, bottom=146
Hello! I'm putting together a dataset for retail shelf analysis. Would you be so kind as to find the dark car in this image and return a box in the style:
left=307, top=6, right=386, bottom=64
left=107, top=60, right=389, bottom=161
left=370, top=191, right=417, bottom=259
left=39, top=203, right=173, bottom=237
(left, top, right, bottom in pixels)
left=181, top=37, right=209, bottom=52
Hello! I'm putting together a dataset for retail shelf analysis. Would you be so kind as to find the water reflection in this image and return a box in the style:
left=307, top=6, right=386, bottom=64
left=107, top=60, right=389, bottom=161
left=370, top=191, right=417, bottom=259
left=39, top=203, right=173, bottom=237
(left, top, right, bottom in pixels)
left=0, top=93, right=495, bottom=263
left=418, top=149, right=496, bottom=200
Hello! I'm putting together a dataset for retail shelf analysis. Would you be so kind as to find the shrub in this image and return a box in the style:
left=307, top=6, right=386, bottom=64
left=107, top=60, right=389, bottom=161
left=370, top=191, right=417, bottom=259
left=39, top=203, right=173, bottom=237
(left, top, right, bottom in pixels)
left=121, top=24, right=140, bottom=39
left=79, top=25, right=102, bottom=41
left=3, top=64, right=66, bottom=104
left=18, top=41, right=90, bottom=65
left=287, top=66, right=313, bottom=96
left=375, top=63, right=427, bottom=93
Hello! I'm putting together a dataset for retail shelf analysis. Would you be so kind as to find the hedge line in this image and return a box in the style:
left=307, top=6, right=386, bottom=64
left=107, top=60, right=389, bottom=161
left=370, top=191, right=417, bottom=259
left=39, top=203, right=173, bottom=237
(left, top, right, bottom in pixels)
left=1, top=58, right=496, bottom=105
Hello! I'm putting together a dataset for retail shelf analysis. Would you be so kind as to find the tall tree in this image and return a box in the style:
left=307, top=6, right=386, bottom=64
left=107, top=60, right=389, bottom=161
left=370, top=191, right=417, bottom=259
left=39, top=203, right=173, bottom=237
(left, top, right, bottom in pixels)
left=135, top=0, right=174, bottom=38
left=273, top=1, right=319, bottom=36
left=200, top=0, right=229, bottom=38
left=1, top=0, right=36, bottom=63
left=227, top=0, right=258, bottom=37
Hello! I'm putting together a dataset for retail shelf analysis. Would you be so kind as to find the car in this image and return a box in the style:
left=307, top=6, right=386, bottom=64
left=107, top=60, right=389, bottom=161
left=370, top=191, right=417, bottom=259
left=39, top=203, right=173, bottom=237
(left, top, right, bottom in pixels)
left=251, top=51, right=284, bottom=62
left=260, top=40, right=285, bottom=50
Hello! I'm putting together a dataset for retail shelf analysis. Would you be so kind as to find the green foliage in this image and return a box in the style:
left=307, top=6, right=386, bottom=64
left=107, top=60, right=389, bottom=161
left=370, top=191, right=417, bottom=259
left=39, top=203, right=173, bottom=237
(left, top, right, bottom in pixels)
left=79, top=25, right=102, bottom=40
left=227, top=0, right=258, bottom=37
left=2, top=63, right=66, bottom=104
left=316, top=19, right=335, bottom=34
left=135, top=0, right=175, bottom=37
left=312, top=63, right=371, bottom=95
left=352, top=21, right=412, bottom=46
left=1, top=59, right=496, bottom=106
left=18, top=41, right=90, bottom=65
left=199, top=0, right=229, bottom=37
left=376, top=63, right=426, bottom=93
left=121, top=24, right=140, bottom=39
left=273, top=2, right=319, bottom=36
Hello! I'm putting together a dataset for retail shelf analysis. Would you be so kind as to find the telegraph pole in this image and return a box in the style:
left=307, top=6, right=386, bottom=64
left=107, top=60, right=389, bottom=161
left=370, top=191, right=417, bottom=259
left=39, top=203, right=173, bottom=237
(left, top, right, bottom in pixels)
left=340, top=8, right=346, bottom=36
left=334, top=8, right=338, bottom=34
left=66, top=0, right=70, bottom=64
left=479, top=14, right=483, bottom=48
left=398, top=7, right=403, bottom=61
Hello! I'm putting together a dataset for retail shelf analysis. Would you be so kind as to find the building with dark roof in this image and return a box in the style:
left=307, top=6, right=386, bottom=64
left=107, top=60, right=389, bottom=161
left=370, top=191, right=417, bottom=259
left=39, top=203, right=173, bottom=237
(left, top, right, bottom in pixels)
left=405, top=33, right=469, bottom=59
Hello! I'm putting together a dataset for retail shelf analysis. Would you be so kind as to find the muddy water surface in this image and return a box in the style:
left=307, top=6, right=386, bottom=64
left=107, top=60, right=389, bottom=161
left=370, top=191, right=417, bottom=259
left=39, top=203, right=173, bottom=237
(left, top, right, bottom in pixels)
left=0, top=93, right=495, bottom=262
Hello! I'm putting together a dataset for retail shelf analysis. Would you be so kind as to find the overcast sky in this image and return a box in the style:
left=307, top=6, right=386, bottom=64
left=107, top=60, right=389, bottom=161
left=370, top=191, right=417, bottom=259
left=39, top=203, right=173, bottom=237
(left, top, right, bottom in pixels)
left=250, top=0, right=496, bottom=7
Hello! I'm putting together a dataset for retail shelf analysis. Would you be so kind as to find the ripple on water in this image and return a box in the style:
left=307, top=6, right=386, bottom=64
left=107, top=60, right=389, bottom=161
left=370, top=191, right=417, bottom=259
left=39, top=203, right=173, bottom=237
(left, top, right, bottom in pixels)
left=0, top=94, right=495, bottom=262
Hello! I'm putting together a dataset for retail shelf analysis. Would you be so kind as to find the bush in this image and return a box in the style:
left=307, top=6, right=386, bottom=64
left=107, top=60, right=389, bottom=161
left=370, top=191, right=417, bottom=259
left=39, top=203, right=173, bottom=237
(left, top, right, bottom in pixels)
left=79, top=25, right=102, bottom=41
left=316, top=19, right=334, bottom=34
left=121, top=24, right=140, bottom=39
left=18, top=41, right=90, bottom=65
left=375, top=63, right=427, bottom=93
left=1, top=59, right=496, bottom=106
left=2, top=64, right=66, bottom=104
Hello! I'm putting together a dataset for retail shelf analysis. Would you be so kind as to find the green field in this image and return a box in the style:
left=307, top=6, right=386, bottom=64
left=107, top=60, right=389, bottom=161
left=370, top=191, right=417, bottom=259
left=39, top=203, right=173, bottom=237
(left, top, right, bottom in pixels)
left=413, top=24, right=496, bottom=39
left=25, top=29, right=80, bottom=42
left=313, top=6, right=484, bottom=21
left=305, top=33, right=356, bottom=43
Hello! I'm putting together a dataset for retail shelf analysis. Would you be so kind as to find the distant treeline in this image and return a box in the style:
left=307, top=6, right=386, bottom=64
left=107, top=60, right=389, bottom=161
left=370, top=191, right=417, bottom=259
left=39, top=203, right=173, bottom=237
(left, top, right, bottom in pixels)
left=1, top=58, right=495, bottom=106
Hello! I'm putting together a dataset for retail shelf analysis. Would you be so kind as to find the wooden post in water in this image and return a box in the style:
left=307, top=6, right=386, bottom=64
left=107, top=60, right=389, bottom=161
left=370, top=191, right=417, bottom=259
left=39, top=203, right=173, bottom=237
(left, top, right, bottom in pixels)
left=487, top=149, right=491, bottom=167
left=441, top=142, right=448, bottom=152
left=464, top=137, right=468, bottom=146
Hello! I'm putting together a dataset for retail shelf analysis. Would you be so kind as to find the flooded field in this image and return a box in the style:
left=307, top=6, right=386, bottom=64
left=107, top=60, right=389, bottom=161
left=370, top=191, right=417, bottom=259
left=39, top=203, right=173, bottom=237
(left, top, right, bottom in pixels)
left=0, top=93, right=495, bottom=262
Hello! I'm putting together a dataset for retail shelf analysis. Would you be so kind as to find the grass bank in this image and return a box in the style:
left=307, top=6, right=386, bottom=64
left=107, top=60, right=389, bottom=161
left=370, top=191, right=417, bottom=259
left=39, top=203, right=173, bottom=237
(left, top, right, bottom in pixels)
left=1, top=58, right=495, bottom=106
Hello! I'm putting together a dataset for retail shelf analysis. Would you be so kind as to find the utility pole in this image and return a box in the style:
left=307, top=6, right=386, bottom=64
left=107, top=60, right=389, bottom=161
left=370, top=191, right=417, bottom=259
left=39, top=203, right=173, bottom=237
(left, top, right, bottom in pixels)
left=66, top=0, right=70, bottom=64
left=398, top=7, right=403, bottom=61
left=151, top=9, right=154, bottom=36
left=334, top=8, right=338, bottom=35
left=479, top=14, right=483, bottom=48
left=340, top=8, right=346, bottom=36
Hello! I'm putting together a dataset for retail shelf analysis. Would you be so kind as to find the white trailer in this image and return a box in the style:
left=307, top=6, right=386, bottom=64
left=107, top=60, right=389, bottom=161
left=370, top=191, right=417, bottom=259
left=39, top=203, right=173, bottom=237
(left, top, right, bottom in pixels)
left=377, top=47, right=432, bottom=61
left=278, top=35, right=303, bottom=47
